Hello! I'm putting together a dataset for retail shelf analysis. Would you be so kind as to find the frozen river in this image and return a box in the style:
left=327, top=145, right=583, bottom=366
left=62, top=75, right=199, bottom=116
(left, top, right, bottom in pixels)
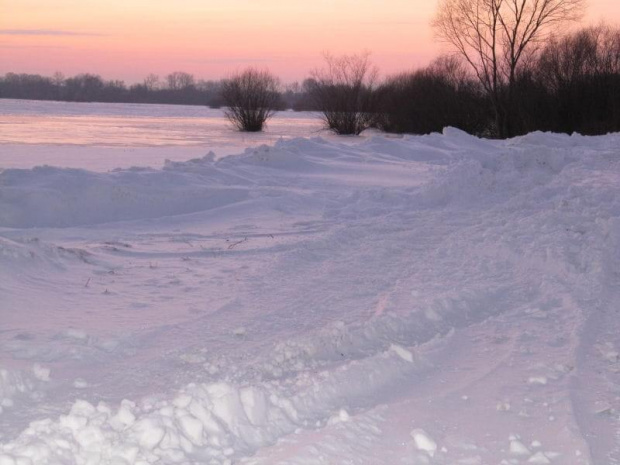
left=0, top=99, right=330, bottom=171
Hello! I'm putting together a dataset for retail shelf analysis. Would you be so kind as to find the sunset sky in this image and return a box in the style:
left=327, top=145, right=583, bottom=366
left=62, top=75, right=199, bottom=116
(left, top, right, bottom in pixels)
left=1, top=0, right=618, bottom=83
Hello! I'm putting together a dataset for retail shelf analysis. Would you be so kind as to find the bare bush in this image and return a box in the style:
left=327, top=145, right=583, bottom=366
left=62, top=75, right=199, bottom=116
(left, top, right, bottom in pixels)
left=306, top=52, right=378, bottom=135
left=220, top=68, right=281, bottom=132
left=376, top=56, right=489, bottom=135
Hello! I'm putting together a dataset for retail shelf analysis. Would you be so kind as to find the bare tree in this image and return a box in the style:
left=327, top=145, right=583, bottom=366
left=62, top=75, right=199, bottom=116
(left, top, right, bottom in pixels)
left=433, top=0, right=585, bottom=137
left=52, top=72, right=65, bottom=87
left=143, top=74, right=160, bottom=91
left=536, top=24, right=620, bottom=133
left=306, top=52, right=378, bottom=135
left=166, top=72, right=195, bottom=90
left=427, top=55, right=472, bottom=89
left=220, top=68, right=281, bottom=132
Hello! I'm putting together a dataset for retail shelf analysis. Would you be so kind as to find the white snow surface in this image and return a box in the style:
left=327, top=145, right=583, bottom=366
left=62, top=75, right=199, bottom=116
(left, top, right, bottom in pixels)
left=1, top=128, right=620, bottom=465
left=0, top=99, right=325, bottom=171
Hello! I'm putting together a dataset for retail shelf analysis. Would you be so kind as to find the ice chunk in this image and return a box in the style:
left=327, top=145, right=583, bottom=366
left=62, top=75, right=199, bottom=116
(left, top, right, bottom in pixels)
left=112, top=400, right=136, bottom=428
left=240, top=387, right=268, bottom=426
left=327, top=409, right=351, bottom=425
left=528, top=452, right=551, bottom=464
left=75, top=426, right=105, bottom=450
left=528, top=376, right=548, bottom=385
left=390, top=344, right=414, bottom=363
left=132, top=418, right=166, bottom=450
left=510, top=438, right=530, bottom=456
left=70, top=399, right=96, bottom=416
left=32, top=364, right=50, bottom=382
left=411, top=429, right=438, bottom=457
left=179, top=414, right=204, bottom=445
left=73, top=378, right=88, bottom=389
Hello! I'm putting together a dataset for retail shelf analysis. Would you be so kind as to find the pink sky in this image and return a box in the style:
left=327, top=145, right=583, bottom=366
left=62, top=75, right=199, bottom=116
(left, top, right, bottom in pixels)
left=1, top=0, right=618, bottom=83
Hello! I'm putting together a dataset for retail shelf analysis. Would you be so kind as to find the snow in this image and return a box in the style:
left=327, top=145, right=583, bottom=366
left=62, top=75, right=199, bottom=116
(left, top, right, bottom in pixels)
left=31, top=365, right=50, bottom=383
left=509, top=436, right=531, bottom=456
left=390, top=344, right=415, bottom=363
left=528, top=451, right=552, bottom=464
left=1, top=116, right=620, bottom=464
left=0, top=99, right=326, bottom=171
left=411, top=428, right=438, bottom=456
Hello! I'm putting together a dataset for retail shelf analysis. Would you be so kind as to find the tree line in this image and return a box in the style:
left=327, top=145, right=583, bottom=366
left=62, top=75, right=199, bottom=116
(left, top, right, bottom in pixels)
left=0, top=71, right=224, bottom=107
left=0, top=70, right=315, bottom=110
left=221, top=22, right=620, bottom=137
left=377, top=23, right=620, bottom=137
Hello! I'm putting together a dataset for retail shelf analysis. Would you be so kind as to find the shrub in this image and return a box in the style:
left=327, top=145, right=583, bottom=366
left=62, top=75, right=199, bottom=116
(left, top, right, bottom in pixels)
left=221, top=68, right=281, bottom=132
left=376, top=56, right=490, bottom=135
left=306, top=52, right=378, bottom=135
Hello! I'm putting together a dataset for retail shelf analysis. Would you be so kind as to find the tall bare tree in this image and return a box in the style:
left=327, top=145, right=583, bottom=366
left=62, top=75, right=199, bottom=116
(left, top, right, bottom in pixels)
left=434, top=0, right=585, bottom=137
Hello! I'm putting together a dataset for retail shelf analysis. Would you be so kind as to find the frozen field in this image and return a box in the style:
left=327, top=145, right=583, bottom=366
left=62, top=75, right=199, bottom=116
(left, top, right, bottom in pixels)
left=1, top=106, right=620, bottom=465
left=0, top=99, right=325, bottom=171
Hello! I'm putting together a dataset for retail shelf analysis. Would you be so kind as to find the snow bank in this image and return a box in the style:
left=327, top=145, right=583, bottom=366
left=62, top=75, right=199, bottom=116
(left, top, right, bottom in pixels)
left=0, top=237, right=94, bottom=270
left=3, top=130, right=617, bottom=229
left=0, top=161, right=248, bottom=228
left=0, top=345, right=417, bottom=465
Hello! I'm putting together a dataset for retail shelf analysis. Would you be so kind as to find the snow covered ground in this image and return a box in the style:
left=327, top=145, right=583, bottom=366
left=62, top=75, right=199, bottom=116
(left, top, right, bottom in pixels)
left=1, top=126, right=620, bottom=465
left=0, top=99, right=325, bottom=171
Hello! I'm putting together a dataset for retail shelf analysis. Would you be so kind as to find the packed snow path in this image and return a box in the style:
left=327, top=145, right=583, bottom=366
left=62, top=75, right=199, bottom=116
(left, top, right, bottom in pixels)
left=1, top=129, right=619, bottom=464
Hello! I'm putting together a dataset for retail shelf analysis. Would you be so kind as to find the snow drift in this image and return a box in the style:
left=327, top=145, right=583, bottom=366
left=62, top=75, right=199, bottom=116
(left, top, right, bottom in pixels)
left=1, top=129, right=620, bottom=464
left=3, top=129, right=617, bottom=230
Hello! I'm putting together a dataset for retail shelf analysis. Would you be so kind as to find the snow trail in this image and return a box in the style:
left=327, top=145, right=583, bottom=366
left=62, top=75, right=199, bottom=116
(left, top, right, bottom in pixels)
left=1, top=129, right=619, bottom=464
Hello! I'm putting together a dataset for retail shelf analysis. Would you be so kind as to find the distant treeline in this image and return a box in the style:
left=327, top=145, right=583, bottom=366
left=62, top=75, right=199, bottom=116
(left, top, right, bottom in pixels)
left=1, top=25, right=619, bottom=137
left=0, top=71, right=314, bottom=111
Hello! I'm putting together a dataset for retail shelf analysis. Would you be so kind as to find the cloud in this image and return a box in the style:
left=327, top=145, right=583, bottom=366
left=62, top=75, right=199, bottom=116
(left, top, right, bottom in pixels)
left=0, top=29, right=106, bottom=37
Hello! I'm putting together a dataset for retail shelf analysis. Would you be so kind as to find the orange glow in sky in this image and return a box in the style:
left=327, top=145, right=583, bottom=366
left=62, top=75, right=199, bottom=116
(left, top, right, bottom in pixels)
left=1, top=0, right=618, bottom=83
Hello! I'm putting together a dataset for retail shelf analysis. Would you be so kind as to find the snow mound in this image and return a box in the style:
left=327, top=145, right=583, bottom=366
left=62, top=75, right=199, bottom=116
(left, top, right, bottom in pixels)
left=0, top=165, right=248, bottom=228
left=3, top=132, right=615, bottom=229
left=0, top=345, right=419, bottom=465
left=0, top=237, right=94, bottom=269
